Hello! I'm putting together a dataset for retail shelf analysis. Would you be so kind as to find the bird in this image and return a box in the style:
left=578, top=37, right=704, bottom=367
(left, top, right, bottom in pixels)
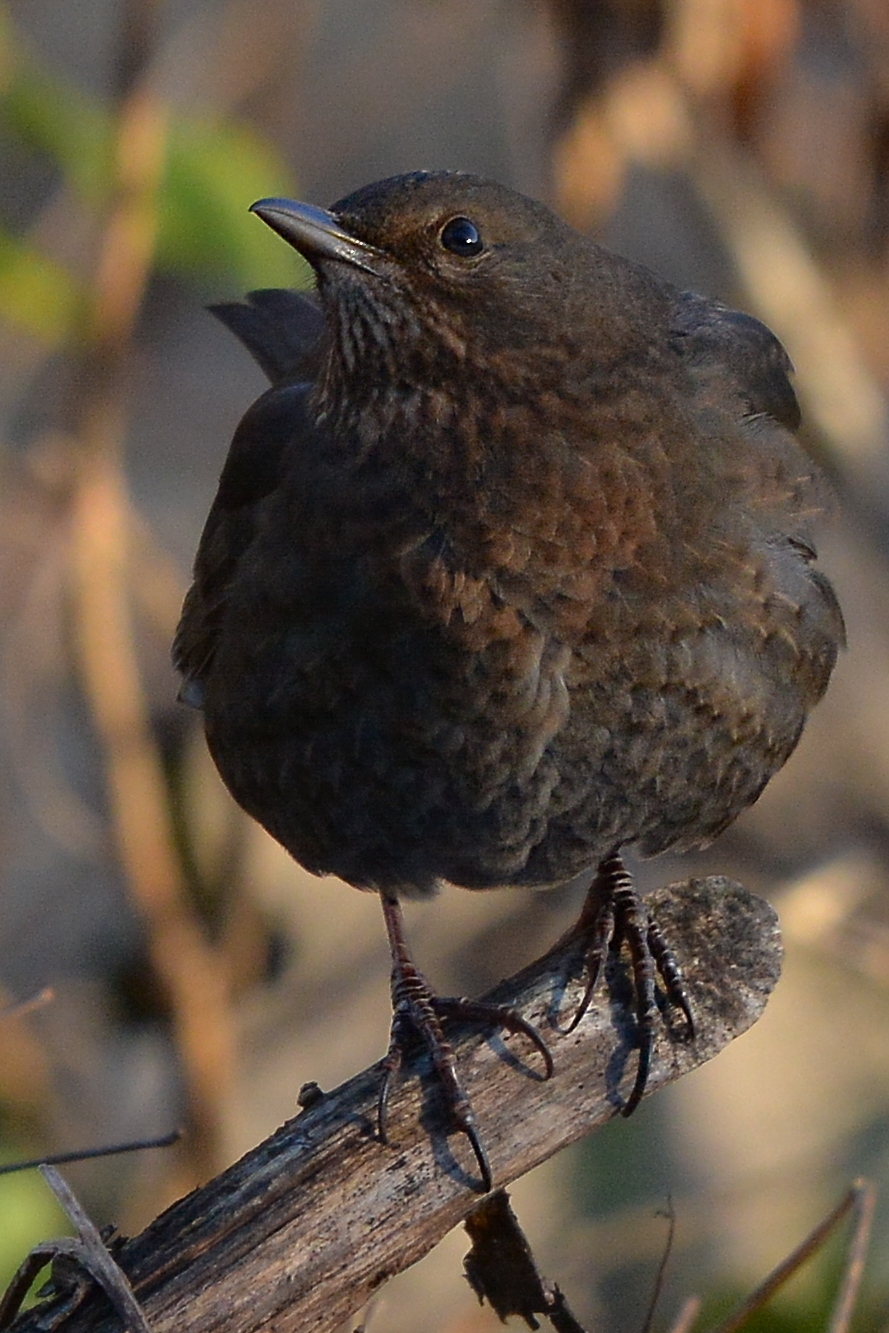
left=174, top=171, right=844, bottom=1192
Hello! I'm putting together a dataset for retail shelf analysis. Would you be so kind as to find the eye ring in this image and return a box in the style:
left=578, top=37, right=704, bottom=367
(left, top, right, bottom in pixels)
left=439, top=216, right=484, bottom=257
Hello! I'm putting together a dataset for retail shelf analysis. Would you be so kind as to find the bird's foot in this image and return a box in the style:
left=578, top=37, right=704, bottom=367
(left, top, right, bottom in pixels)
left=378, top=895, right=553, bottom=1194
left=564, top=852, right=695, bottom=1115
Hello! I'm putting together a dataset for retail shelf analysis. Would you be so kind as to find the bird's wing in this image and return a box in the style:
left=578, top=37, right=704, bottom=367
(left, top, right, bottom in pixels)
left=173, top=381, right=317, bottom=700
left=209, top=288, right=324, bottom=385
left=175, top=288, right=327, bottom=698
left=668, top=288, right=845, bottom=684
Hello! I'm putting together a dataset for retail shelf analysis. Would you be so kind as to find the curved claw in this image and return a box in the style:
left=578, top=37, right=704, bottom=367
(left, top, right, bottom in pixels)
left=461, top=1117, right=493, bottom=1195
left=436, top=997, right=554, bottom=1080
left=562, top=888, right=614, bottom=1032
left=377, top=992, right=547, bottom=1192
left=564, top=957, right=604, bottom=1033
left=621, top=1032, right=651, bottom=1117
left=377, top=1051, right=492, bottom=1192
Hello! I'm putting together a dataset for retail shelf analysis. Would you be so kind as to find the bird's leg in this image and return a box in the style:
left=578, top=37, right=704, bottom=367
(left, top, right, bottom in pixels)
left=377, top=893, right=553, bottom=1194
left=564, top=851, right=695, bottom=1115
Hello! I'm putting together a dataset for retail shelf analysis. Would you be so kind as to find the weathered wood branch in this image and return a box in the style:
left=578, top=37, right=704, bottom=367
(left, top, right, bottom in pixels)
left=12, top=877, right=781, bottom=1333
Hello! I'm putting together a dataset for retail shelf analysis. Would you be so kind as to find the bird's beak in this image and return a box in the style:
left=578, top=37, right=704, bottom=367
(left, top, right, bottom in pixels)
left=250, top=197, right=383, bottom=275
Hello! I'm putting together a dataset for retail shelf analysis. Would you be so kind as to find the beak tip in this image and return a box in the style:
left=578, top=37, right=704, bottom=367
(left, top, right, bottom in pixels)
left=247, top=197, right=381, bottom=274
left=249, top=197, right=291, bottom=221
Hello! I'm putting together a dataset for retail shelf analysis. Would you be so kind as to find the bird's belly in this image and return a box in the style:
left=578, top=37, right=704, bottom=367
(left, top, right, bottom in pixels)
left=202, top=604, right=575, bottom=893
left=201, top=589, right=810, bottom=895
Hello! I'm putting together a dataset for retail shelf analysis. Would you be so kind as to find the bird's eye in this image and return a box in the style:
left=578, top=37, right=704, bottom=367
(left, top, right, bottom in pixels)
left=439, top=216, right=484, bottom=257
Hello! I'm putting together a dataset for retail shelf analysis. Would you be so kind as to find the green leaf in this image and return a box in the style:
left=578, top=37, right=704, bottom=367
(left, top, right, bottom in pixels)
left=4, top=67, right=112, bottom=203
left=0, top=228, right=82, bottom=345
left=0, top=22, right=310, bottom=339
left=158, top=119, right=311, bottom=292
left=5, top=70, right=309, bottom=292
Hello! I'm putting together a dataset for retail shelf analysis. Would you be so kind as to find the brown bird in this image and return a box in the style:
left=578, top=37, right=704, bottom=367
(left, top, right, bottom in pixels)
left=174, top=171, right=844, bottom=1191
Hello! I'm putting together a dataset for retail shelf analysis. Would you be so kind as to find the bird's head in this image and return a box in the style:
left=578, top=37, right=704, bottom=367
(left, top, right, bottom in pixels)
left=250, top=172, right=669, bottom=404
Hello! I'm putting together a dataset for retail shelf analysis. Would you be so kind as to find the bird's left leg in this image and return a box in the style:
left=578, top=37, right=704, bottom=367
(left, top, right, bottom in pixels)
left=563, top=851, right=694, bottom=1114
left=377, top=892, right=553, bottom=1194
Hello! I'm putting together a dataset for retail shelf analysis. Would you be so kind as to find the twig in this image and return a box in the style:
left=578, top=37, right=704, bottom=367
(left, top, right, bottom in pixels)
left=0, top=988, right=54, bottom=1022
left=640, top=1200, right=676, bottom=1333
left=0, top=1131, right=181, bottom=1177
left=0, top=1168, right=151, bottom=1333
left=711, top=1179, right=876, bottom=1333
left=827, top=1179, right=876, bottom=1333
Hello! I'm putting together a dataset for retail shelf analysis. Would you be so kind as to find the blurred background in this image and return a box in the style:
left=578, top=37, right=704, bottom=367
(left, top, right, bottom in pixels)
left=0, top=0, right=888, bottom=1328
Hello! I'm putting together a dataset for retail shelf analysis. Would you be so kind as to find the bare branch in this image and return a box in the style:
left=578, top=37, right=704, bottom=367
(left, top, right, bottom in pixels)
left=10, top=876, right=781, bottom=1333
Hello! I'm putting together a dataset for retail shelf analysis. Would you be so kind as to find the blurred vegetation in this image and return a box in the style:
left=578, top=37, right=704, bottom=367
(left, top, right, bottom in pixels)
left=0, top=1165, right=66, bottom=1300
left=0, top=0, right=887, bottom=1330
left=0, top=2, right=305, bottom=352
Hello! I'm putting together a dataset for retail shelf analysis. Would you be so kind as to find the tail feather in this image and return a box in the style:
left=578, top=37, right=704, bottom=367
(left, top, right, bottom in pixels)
left=209, top=288, right=324, bottom=385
